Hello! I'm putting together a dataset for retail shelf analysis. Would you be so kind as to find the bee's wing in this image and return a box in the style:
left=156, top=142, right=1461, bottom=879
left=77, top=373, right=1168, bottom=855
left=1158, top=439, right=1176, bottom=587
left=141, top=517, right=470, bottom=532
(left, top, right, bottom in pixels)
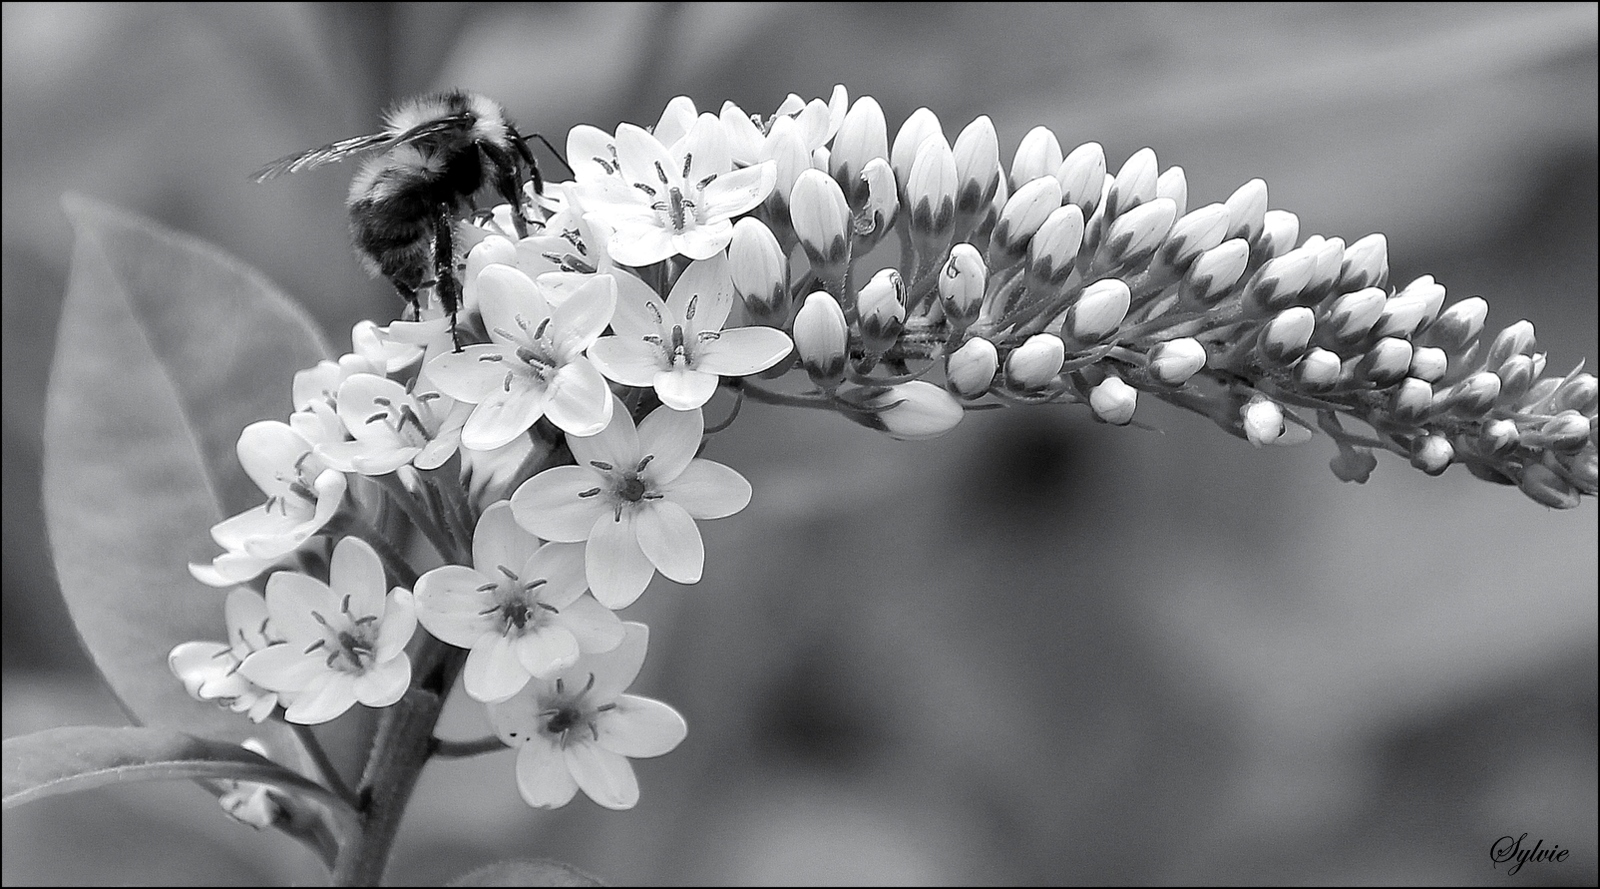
left=250, top=131, right=396, bottom=181
left=385, top=112, right=474, bottom=148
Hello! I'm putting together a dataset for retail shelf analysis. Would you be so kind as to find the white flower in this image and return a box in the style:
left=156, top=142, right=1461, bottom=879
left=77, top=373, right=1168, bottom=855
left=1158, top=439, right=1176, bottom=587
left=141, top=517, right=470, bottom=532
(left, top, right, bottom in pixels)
left=587, top=253, right=792, bottom=409
left=425, top=267, right=616, bottom=446
left=414, top=503, right=624, bottom=703
left=314, top=373, right=466, bottom=474
left=719, top=85, right=848, bottom=166
left=168, top=588, right=283, bottom=723
left=239, top=537, right=416, bottom=724
left=488, top=622, right=686, bottom=810
left=509, top=399, right=751, bottom=608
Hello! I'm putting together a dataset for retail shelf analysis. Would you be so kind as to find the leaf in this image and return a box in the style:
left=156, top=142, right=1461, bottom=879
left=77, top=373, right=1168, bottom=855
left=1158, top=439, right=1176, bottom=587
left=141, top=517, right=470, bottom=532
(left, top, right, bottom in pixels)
left=43, top=194, right=329, bottom=748
left=2, top=726, right=356, bottom=834
left=446, top=859, right=607, bottom=887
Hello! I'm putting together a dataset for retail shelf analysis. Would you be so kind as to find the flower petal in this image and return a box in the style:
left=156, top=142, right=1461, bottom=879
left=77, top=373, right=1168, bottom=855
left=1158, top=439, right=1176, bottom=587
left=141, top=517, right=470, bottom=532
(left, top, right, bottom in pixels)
left=374, top=588, right=416, bottom=662
left=604, top=220, right=678, bottom=268
left=477, top=265, right=552, bottom=342
left=239, top=644, right=325, bottom=693
left=588, top=336, right=666, bottom=388
left=549, top=274, right=617, bottom=354
left=522, top=541, right=589, bottom=608
left=224, top=587, right=274, bottom=651
left=595, top=695, right=687, bottom=758
left=413, top=566, right=497, bottom=647
left=513, top=625, right=581, bottom=679
left=462, top=379, right=548, bottom=451
left=586, top=512, right=655, bottom=609
left=565, top=394, right=638, bottom=467
left=637, top=405, right=702, bottom=483
left=510, top=466, right=611, bottom=542
left=282, top=672, right=357, bottom=724
left=542, top=359, right=613, bottom=438
left=614, top=123, right=680, bottom=189
left=692, top=327, right=793, bottom=377
left=264, top=572, right=337, bottom=645
left=660, top=459, right=752, bottom=519
left=514, top=735, right=580, bottom=809
left=606, top=272, right=669, bottom=339
left=425, top=345, right=511, bottom=404
left=564, top=743, right=639, bottom=810
left=472, top=501, right=539, bottom=574
left=699, top=162, right=777, bottom=218
left=651, top=368, right=719, bottom=410
left=672, top=220, right=735, bottom=261
left=667, top=253, right=734, bottom=335
left=567, top=124, right=619, bottom=183
left=464, top=633, right=531, bottom=703
left=352, top=655, right=410, bottom=708
left=581, top=621, right=649, bottom=702
left=329, top=537, right=386, bottom=620
left=235, top=421, right=311, bottom=498
left=634, top=501, right=704, bottom=584
left=552, top=594, right=626, bottom=653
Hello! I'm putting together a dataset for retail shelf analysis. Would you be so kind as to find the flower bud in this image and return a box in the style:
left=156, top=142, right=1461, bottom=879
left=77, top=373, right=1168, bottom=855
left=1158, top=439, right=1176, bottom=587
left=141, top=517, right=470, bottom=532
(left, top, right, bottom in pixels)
left=729, top=217, right=789, bottom=326
left=1338, top=233, right=1389, bottom=292
left=1056, top=141, right=1107, bottom=221
left=1485, top=320, right=1537, bottom=368
left=831, top=96, right=889, bottom=202
left=1390, top=377, right=1433, bottom=423
left=1147, top=337, right=1207, bottom=385
left=791, top=168, right=851, bottom=269
left=794, top=291, right=849, bottom=389
left=952, top=115, right=1001, bottom=216
left=939, top=243, right=986, bottom=328
left=1155, top=166, right=1187, bottom=218
left=1518, top=462, right=1580, bottom=508
left=1480, top=418, right=1520, bottom=456
left=987, top=175, right=1063, bottom=266
left=1564, top=445, right=1599, bottom=495
left=1255, top=210, right=1300, bottom=262
left=1527, top=411, right=1592, bottom=453
left=890, top=107, right=944, bottom=190
left=1064, top=278, right=1131, bottom=344
left=1357, top=337, right=1414, bottom=387
left=906, top=135, right=957, bottom=245
left=946, top=336, right=998, bottom=398
left=761, top=116, right=812, bottom=219
left=1495, top=354, right=1536, bottom=402
left=1329, top=446, right=1378, bottom=483
left=1027, top=205, right=1086, bottom=289
left=1408, top=346, right=1448, bottom=383
left=1241, top=395, right=1285, bottom=447
left=1321, top=287, right=1387, bottom=345
left=1159, top=203, right=1230, bottom=269
left=1223, top=178, right=1268, bottom=244
left=1010, top=125, right=1063, bottom=190
left=1409, top=434, right=1454, bottom=476
left=1418, top=296, right=1488, bottom=352
left=835, top=381, right=964, bottom=440
left=1180, top=238, right=1250, bottom=306
left=1242, top=247, right=1317, bottom=314
left=1437, top=371, right=1501, bottom=416
left=1103, top=147, right=1158, bottom=220
left=1295, top=347, right=1343, bottom=390
left=856, top=268, right=905, bottom=353
left=1374, top=276, right=1445, bottom=337
left=857, top=157, right=899, bottom=236
left=1257, top=306, right=1315, bottom=364
left=1089, top=376, right=1137, bottom=425
left=1099, top=197, right=1176, bottom=270
left=1554, top=372, right=1599, bottom=414
left=1301, top=235, right=1344, bottom=304
left=1005, top=333, right=1066, bottom=390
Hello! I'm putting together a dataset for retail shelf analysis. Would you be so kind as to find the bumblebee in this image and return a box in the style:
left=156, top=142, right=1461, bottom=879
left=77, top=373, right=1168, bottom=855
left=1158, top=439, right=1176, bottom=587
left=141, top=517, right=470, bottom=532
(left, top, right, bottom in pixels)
left=253, top=90, right=542, bottom=342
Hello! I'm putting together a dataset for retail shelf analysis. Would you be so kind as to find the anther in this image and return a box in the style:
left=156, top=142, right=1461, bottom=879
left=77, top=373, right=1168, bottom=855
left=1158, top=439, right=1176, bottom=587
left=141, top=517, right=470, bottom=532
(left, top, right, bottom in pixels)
left=590, top=460, right=615, bottom=471
left=578, top=487, right=602, bottom=498
left=498, top=565, right=519, bottom=580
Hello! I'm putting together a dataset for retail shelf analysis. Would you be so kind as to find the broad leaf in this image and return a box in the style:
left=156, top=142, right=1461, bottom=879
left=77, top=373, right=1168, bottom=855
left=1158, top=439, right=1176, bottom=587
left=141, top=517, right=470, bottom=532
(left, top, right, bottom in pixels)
left=2, top=726, right=355, bottom=833
left=447, top=859, right=607, bottom=887
left=43, top=195, right=329, bottom=748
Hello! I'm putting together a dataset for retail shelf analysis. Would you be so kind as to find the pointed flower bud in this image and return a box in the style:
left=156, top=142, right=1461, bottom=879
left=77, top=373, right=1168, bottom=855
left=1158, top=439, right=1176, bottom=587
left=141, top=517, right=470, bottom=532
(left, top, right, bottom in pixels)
left=830, top=96, right=888, bottom=204
left=1409, top=434, right=1454, bottom=476
left=1554, top=372, right=1599, bottom=415
left=1155, top=166, right=1188, bottom=218
left=890, top=107, right=944, bottom=190
left=727, top=218, right=790, bottom=329
left=1159, top=203, right=1230, bottom=269
left=1374, top=276, right=1445, bottom=338
left=1480, top=418, right=1520, bottom=456
left=1357, top=337, right=1414, bottom=387
left=1301, top=236, right=1345, bottom=304
left=1065, top=278, right=1131, bottom=345
left=839, top=381, right=964, bottom=440
left=1321, top=287, right=1387, bottom=346
left=1295, top=347, right=1343, bottom=390
left=906, top=135, right=957, bottom=245
left=1408, top=346, right=1448, bottom=383
left=1010, top=126, right=1063, bottom=190
left=1390, top=377, right=1434, bottom=423
left=856, top=268, right=905, bottom=353
left=1496, top=354, right=1536, bottom=402
left=1255, top=210, right=1300, bottom=262
left=1056, top=142, right=1107, bottom=221
left=1258, top=306, right=1315, bottom=364
left=1565, top=446, right=1599, bottom=495
left=1242, top=247, right=1317, bottom=314
left=1089, top=376, right=1138, bottom=425
left=1241, top=394, right=1286, bottom=446
left=857, top=157, right=899, bottom=237
left=1005, top=333, right=1066, bottom=390
left=1100, top=197, right=1176, bottom=270
left=1147, top=337, right=1207, bottom=386
left=939, top=243, right=986, bottom=328
left=952, top=115, right=1001, bottom=216
left=1486, top=320, right=1537, bottom=368
left=987, top=175, right=1063, bottom=266
left=794, top=291, right=849, bottom=389
left=791, top=168, right=851, bottom=269
left=946, top=336, right=998, bottom=398
left=1526, top=411, right=1591, bottom=453
left=1223, top=178, right=1268, bottom=244
left=1180, top=239, right=1250, bottom=306
left=1338, top=233, right=1389, bottom=292
left=1437, top=371, right=1501, bottom=416
left=1519, top=462, right=1581, bottom=508
left=1026, top=205, right=1085, bottom=288
left=1102, top=147, right=1158, bottom=222
left=761, top=115, right=813, bottom=219
left=1418, top=296, right=1488, bottom=353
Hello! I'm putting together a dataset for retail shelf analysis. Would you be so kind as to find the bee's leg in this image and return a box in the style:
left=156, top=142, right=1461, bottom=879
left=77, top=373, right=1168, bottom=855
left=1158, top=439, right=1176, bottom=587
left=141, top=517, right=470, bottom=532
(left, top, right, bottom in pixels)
left=393, top=280, right=420, bottom=322
left=484, top=141, right=531, bottom=239
left=434, top=205, right=463, bottom=352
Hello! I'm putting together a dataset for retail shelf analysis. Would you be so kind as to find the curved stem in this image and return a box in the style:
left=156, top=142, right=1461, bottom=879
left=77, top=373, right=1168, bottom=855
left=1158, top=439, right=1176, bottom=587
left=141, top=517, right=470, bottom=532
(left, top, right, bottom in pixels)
left=371, top=471, right=463, bottom=565
left=290, top=722, right=358, bottom=808
left=431, top=735, right=509, bottom=759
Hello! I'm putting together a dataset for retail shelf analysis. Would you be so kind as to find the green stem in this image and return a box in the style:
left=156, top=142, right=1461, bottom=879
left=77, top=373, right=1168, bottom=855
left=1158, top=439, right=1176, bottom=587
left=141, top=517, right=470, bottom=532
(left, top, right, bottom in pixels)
left=371, top=471, right=462, bottom=565
left=431, top=735, right=509, bottom=759
left=290, top=722, right=358, bottom=808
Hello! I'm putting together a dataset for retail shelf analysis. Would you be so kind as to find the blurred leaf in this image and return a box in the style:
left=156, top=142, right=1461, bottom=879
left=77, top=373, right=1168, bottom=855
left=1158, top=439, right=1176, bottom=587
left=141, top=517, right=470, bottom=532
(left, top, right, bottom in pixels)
left=446, top=858, right=607, bottom=887
left=2, top=726, right=355, bottom=829
left=42, top=194, right=329, bottom=750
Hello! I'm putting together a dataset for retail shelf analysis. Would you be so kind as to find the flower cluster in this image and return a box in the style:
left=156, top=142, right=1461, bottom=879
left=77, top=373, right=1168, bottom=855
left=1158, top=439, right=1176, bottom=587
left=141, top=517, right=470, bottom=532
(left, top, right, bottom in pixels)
left=172, top=85, right=1595, bottom=820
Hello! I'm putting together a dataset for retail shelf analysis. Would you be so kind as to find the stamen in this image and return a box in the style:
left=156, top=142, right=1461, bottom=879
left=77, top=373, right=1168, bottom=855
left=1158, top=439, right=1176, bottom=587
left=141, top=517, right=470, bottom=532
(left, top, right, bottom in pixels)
left=583, top=673, right=596, bottom=693
left=578, top=487, right=602, bottom=498
left=311, top=611, right=331, bottom=628
left=590, top=460, right=615, bottom=471
left=304, top=639, right=327, bottom=654
left=646, top=302, right=664, bottom=325
left=681, top=152, right=693, bottom=180
left=354, top=614, right=378, bottom=625
left=524, top=577, right=548, bottom=590
left=654, top=160, right=670, bottom=186
left=476, top=581, right=499, bottom=593
left=636, top=454, right=655, bottom=472
left=364, top=411, right=389, bottom=425
left=596, top=702, right=616, bottom=712
left=685, top=294, right=699, bottom=320
left=498, top=565, right=519, bottom=580
left=696, top=173, right=718, bottom=190
left=340, top=594, right=352, bottom=615
left=373, top=396, right=392, bottom=407
left=533, top=317, right=551, bottom=341
left=555, top=678, right=564, bottom=695
left=537, top=602, right=560, bottom=614
left=634, top=181, right=657, bottom=198
left=503, top=371, right=515, bottom=392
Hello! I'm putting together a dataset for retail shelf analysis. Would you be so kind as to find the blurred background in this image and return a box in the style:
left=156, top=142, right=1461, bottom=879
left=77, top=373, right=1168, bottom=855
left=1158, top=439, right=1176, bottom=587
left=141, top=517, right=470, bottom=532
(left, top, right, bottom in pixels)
left=3, top=3, right=1596, bottom=885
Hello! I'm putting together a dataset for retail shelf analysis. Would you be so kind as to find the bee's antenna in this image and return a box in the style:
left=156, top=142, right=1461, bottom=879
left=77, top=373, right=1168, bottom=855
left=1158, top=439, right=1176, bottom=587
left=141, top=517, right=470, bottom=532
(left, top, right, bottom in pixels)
left=526, top=133, right=575, bottom=179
